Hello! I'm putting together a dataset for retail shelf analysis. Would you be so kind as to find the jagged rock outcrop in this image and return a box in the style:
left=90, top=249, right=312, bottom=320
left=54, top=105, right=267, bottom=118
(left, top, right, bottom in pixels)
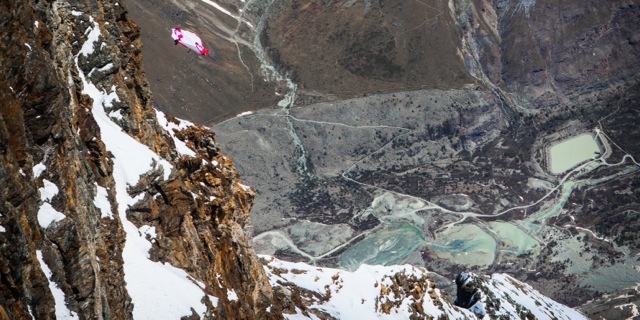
left=262, top=256, right=587, bottom=319
left=0, top=0, right=281, bottom=318
left=453, top=273, right=485, bottom=317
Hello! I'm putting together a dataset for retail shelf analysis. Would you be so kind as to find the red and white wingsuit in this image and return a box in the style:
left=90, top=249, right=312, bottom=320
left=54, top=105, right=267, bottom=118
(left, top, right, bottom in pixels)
left=171, top=28, right=210, bottom=56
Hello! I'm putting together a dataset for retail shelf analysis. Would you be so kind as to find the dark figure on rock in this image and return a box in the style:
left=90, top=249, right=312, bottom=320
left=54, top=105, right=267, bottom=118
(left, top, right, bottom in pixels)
left=454, top=272, right=486, bottom=317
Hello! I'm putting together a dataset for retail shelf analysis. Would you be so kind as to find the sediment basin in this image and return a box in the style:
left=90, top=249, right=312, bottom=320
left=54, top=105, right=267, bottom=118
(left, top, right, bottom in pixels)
left=548, top=133, right=601, bottom=174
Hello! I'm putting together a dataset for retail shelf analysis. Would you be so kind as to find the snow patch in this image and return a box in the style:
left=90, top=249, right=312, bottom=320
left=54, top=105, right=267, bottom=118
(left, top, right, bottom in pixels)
left=236, top=111, right=253, bottom=117
left=285, top=308, right=321, bottom=320
left=227, top=289, right=238, bottom=302
left=93, top=183, right=112, bottom=219
left=198, top=0, right=254, bottom=28
left=139, top=225, right=157, bottom=241
left=109, top=109, right=123, bottom=121
left=33, top=162, right=46, bottom=177
left=78, top=17, right=101, bottom=57
left=34, top=21, right=39, bottom=29
left=37, top=179, right=66, bottom=228
left=25, top=43, right=32, bottom=51
left=88, top=63, right=114, bottom=77
left=155, top=110, right=196, bottom=157
left=485, top=274, right=587, bottom=319
left=40, top=179, right=59, bottom=201
left=36, top=251, right=79, bottom=320
left=27, top=305, right=35, bottom=319
left=199, top=0, right=235, bottom=19
left=209, top=295, right=220, bottom=307
left=216, top=274, right=224, bottom=288
left=38, top=203, right=67, bottom=228
left=0, top=226, right=5, bottom=233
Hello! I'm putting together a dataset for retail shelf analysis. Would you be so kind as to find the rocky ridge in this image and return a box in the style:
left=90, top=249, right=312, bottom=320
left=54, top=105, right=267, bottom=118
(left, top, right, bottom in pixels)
left=0, top=0, right=280, bottom=318
left=262, top=256, right=587, bottom=319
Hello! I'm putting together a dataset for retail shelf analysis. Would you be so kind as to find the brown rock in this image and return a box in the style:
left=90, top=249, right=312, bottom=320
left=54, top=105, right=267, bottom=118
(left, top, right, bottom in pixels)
left=0, top=0, right=282, bottom=318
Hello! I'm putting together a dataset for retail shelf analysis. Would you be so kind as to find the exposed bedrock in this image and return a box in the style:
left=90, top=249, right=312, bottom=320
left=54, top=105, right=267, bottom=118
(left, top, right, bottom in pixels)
left=0, top=0, right=281, bottom=318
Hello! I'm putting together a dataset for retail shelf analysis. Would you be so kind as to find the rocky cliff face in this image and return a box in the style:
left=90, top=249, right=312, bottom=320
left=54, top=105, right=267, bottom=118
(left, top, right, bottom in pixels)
left=0, top=0, right=281, bottom=318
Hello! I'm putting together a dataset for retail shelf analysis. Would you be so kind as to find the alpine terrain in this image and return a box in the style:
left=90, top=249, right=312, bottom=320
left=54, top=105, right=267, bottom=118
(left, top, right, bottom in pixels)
left=127, top=0, right=639, bottom=318
left=0, top=0, right=637, bottom=319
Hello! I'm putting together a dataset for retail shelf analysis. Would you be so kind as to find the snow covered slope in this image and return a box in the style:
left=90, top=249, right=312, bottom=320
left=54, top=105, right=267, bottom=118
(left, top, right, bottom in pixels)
left=262, top=256, right=587, bottom=319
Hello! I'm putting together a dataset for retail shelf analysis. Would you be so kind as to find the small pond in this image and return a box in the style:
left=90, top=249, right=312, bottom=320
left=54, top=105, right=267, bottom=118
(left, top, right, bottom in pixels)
left=548, top=133, right=601, bottom=174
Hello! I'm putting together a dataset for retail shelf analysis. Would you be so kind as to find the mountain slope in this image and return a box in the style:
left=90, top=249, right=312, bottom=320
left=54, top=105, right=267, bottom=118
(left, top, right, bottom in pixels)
left=263, top=256, right=587, bottom=319
left=0, top=0, right=602, bottom=319
left=0, top=0, right=280, bottom=318
left=205, top=1, right=640, bottom=316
